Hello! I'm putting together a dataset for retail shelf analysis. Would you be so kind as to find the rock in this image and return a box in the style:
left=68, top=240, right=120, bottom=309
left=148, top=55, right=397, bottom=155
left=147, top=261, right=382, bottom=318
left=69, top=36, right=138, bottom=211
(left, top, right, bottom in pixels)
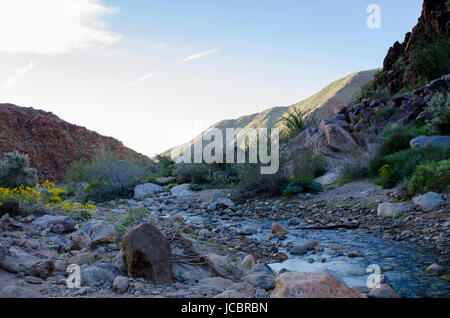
left=68, top=252, right=97, bottom=266
left=410, top=136, right=450, bottom=148
left=315, top=171, right=340, bottom=186
left=207, top=202, right=217, bottom=212
left=426, top=263, right=446, bottom=275
left=197, top=277, right=234, bottom=293
left=323, top=124, right=358, bottom=154
left=157, top=176, right=176, bottom=185
left=392, top=94, right=411, bottom=106
left=425, top=76, right=449, bottom=94
left=143, top=198, right=155, bottom=207
left=413, top=192, right=444, bottom=212
left=134, top=183, right=165, bottom=200
left=251, top=263, right=274, bottom=275
left=271, top=223, right=289, bottom=236
left=170, top=184, right=194, bottom=197
left=287, top=217, right=301, bottom=226
left=241, top=255, right=256, bottom=268
left=194, top=190, right=224, bottom=204
left=367, top=284, right=400, bottom=298
left=273, top=271, right=364, bottom=298
left=32, top=215, right=75, bottom=233
left=289, top=241, right=319, bottom=255
left=69, top=230, right=92, bottom=250
left=0, top=244, right=54, bottom=278
left=217, top=198, right=236, bottom=211
left=199, top=229, right=213, bottom=239
left=334, top=105, right=347, bottom=115
left=347, top=252, right=363, bottom=258
left=113, top=276, right=130, bottom=294
left=80, top=220, right=118, bottom=247
left=0, top=285, right=40, bottom=298
left=0, top=201, right=19, bottom=217
left=238, top=227, right=257, bottom=236
left=172, top=262, right=213, bottom=282
left=214, top=290, right=248, bottom=298
left=377, top=203, right=414, bottom=217
left=112, top=250, right=127, bottom=274
left=122, top=223, right=172, bottom=285
left=24, top=276, right=44, bottom=284
left=273, top=252, right=288, bottom=262
left=81, top=262, right=121, bottom=287
left=242, top=273, right=276, bottom=290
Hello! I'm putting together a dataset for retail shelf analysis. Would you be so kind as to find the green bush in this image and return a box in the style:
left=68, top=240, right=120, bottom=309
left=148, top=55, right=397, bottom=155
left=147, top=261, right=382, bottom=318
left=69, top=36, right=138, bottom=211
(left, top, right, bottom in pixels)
left=174, top=163, right=214, bottom=185
left=339, top=161, right=369, bottom=185
left=407, top=159, right=450, bottom=195
left=0, top=151, right=37, bottom=188
left=414, top=39, right=450, bottom=82
left=188, top=183, right=204, bottom=191
left=278, top=108, right=319, bottom=142
left=283, top=177, right=323, bottom=196
left=372, top=107, right=396, bottom=124
left=291, top=150, right=328, bottom=179
left=426, top=91, right=450, bottom=135
left=369, top=145, right=450, bottom=188
left=380, top=124, right=416, bottom=156
left=155, top=155, right=175, bottom=177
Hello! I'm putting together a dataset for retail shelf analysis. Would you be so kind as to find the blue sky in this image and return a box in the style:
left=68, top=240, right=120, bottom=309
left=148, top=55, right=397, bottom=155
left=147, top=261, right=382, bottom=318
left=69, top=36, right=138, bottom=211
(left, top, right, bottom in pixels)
left=0, top=0, right=423, bottom=156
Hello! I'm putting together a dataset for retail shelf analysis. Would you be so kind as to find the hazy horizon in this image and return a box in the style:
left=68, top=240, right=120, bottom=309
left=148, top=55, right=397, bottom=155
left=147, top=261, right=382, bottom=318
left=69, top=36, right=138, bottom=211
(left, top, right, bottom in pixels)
left=0, top=0, right=422, bottom=157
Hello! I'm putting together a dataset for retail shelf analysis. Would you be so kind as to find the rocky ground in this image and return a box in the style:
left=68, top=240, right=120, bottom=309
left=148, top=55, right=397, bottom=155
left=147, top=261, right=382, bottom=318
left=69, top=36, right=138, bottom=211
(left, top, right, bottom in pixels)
left=0, top=181, right=448, bottom=298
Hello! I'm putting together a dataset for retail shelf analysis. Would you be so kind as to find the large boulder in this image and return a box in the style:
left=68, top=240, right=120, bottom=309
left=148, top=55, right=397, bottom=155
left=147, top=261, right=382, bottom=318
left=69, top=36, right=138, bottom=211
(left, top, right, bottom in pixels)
left=32, top=215, right=75, bottom=234
left=80, top=220, right=118, bottom=247
left=410, top=136, right=450, bottom=149
left=134, top=183, right=165, bottom=200
left=170, top=184, right=194, bottom=197
left=315, top=171, right=340, bottom=186
left=81, top=262, right=121, bottom=287
left=377, top=203, right=414, bottom=217
left=273, top=271, right=364, bottom=298
left=0, top=285, right=40, bottom=298
left=122, top=223, right=172, bottom=285
left=412, top=192, right=444, bottom=212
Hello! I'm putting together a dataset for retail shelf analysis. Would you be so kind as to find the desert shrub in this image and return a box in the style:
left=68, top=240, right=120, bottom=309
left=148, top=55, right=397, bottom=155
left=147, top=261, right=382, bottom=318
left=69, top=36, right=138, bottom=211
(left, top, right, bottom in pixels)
left=414, top=39, right=450, bottom=82
left=173, top=163, right=214, bottom=185
left=283, top=176, right=323, bottom=196
left=291, top=150, right=328, bottom=179
left=369, top=145, right=450, bottom=188
left=188, top=183, right=204, bottom=191
left=0, top=151, right=37, bottom=188
left=155, top=155, right=175, bottom=177
left=380, top=124, right=416, bottom=156
left=407, top=159, right=450, bottom=195
left=339, top=161, right=369, bottom=185
left=426, top=91, right=450, bottom=135
left=66, top=151, right=152, bottom=202
left=372, top=107, right=396, bottom=124
left=278, top=108, right=319, bottom=142
left=355, top=70, right=388, bottom=103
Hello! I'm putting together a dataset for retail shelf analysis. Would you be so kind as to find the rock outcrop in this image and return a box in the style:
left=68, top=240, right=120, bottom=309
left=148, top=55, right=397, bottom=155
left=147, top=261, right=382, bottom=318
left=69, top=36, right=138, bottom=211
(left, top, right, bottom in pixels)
left=0, top=103, right=149, bottom=182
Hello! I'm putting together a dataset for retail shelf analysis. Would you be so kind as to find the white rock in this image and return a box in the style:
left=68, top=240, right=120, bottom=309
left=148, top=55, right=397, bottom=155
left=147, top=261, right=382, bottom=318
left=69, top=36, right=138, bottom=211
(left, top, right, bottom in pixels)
left=217, top=198, right=236, bottom=211
left=377, top=203, right=414, bottom=217
left=412, top=192, right=443, bottom=212
left=315, top=172, right=340, bottom=186
left=134, top=183, right=165, bottom=200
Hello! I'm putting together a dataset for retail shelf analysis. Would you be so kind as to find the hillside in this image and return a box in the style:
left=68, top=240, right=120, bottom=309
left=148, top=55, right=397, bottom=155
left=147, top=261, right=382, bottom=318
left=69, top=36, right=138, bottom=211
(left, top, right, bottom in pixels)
left=163, top=69, right=378, bottom=159
left=0, top=103, right=149, bottom=182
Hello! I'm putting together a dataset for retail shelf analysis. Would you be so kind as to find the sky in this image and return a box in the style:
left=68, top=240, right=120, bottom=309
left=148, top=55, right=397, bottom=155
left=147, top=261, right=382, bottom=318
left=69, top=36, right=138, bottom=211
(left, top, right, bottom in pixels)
left=0, top=0, right=423, bottom=157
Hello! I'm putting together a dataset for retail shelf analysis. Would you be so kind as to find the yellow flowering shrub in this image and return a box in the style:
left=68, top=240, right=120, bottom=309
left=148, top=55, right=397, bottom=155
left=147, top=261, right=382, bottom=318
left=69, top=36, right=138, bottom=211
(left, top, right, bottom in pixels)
left=0, top=180, right=96, bottom=216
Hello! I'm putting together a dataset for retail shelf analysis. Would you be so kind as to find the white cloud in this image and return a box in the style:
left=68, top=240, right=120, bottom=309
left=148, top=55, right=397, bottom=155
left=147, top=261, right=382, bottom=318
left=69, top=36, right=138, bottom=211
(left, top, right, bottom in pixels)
left=0, top=0, right=121, bottom=54
left=123, top=73, right=152, bottom=88
left=182, top=47, right=223, bottom=63
left=1, top=61, right=35, bottom=89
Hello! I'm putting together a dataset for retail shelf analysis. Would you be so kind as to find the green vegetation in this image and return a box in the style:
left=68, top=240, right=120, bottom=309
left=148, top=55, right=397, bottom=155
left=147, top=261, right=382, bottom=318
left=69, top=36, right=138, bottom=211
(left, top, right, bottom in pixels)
left=369, top=145, right=450, bottom=188
left=0, top=151, right=37, bottom=188
left=339, top=161, right=369, bottom=185
left=283, top=176, right=323, bottom=196
left=380, top=124, right=417, bottom=156
left=407, top=159, right=450, bottom=195
left=278, top=108, right=319, bottom=141
left=372, top=106, right=396, bottom=124
left=414, top=39, right=450, bottom=82
left=355, top=70, right=389, bottom=103
left=426, top=91, right=450, bottom=135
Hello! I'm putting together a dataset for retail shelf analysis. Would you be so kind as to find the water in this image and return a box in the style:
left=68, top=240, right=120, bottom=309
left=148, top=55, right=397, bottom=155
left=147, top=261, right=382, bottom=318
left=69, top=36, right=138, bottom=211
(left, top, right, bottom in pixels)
left=166, top=210, right=449, bottom=297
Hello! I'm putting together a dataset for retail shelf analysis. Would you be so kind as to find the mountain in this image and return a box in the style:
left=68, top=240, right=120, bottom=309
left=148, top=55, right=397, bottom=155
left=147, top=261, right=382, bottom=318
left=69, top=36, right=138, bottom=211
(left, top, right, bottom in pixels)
left=0, top=103, right=149, bottom=182
left=163, top=69, right=378, bottom=159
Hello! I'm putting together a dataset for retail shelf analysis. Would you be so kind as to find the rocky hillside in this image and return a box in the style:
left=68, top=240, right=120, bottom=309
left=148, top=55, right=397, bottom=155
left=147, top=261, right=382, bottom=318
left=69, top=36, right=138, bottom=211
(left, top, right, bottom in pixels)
left=0, top=104, right=149, bottom=182
left=381, top=0, right=449, bottom=93
left=164, top=69, right=377, bottom=159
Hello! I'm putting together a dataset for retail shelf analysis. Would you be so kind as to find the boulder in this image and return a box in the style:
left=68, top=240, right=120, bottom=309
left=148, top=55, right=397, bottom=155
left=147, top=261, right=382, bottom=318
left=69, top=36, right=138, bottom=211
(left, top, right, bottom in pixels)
left=68, top=252, right=97, bottom=266
left=426, top=263, right=446, bottom=275
left=170, top=184, right=194, bottom=197
left=32, top=215, right=75, bottom=233
left=0, top=244, right=54, bottom=278
left=214, top=290, right=248, bottom=298
left=81, top=262, right=121, bottom=287
left=241, top=255, right=256, bottom=268
left=410, top=136, right=450, bottom=149
left=217, top=198, right=236, bottom=210
left=80, top=220, right=118, bottom=247
left=377, top=203, right=414, bottom=217
left=134, top=183, right=165, bottom=200
left=242, top=273, right=276, bottom=290
left=113, top=276, right=130, bottom=294
left=273, top=271, right=364, bottom=298
left=315, top=171, right=340, bottom=186
left=122, top=223, right=172, bottom=285
left=323, top=124, right=358, bottom=153
left=367, top=284, right=400, bottom=298
left=289, top=241, right=319, bottom=255
left=157, top=176, right=176, bottom=185
left=412, top=192, right=444, bottom=212
left=271, top=223, right=289, bottom=236
left=69, top=230, right=92, bottom=250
